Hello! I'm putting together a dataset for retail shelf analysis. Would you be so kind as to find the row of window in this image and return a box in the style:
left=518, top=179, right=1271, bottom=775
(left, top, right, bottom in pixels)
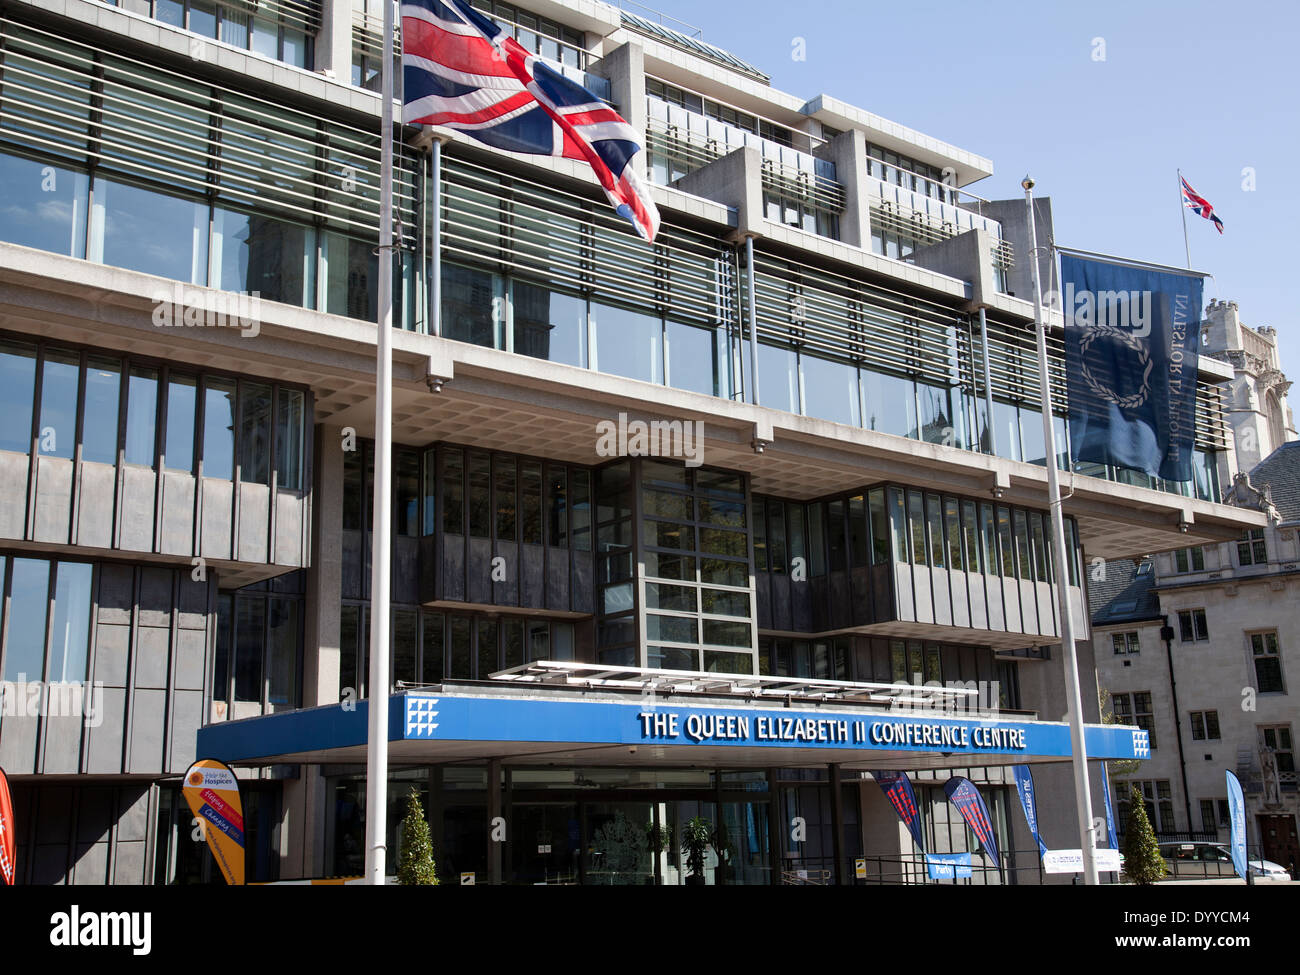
left=756, top=488, right=1083, bottom=587
left=339, top=440, right=593, bottom=548
left=646, top=78, right=800, bottom=150
left=1173, top=529, right=1269, bottom=574
left=865, top=143, right=956, bottom=205
left=1110, top=624, right=1286, bottom=695
left=337, top=604, right=578, bottom=699
left=0, top=336, right=308, bottom=490
left=0, top=152, right=408, bottom=326
left=121, top=0, right=312, bottom=68
left=214, top=581, right=303, bottom=713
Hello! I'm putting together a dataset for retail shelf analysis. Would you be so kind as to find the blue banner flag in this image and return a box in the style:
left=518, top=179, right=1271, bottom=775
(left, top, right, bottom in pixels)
left=1101, top=763, right=1119, bottom=850
left=944, top=776, right=1001, bottom=869
left=871, top=770, right=926, bottom=853
left=1059, top=254, right=1204, bottom=481
left=1226, top=770, right=1248, bottom=880
left=1012, top=765, right=1048, bottom=857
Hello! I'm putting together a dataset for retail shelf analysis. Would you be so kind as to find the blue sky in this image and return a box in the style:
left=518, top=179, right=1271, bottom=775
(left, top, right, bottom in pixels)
left=637, top=0, right=1300, bottom=384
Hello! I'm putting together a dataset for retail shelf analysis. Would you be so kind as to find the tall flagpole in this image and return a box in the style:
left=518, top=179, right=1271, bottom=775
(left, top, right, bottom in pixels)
left=364, top=0, right=396, bottom=886
left=1022, top=176, right=1100, bottom=885
left=1178, top=169, right=1192, bottom=269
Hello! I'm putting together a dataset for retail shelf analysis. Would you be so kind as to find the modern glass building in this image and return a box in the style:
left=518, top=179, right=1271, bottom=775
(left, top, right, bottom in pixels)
left=0, top=0, right=1265, bottom=884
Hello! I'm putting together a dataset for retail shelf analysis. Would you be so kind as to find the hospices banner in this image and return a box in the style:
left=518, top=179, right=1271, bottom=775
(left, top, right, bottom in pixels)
left=1059, top=254, right=1204, bottom=481
left=182, top=758, right=246, bottom=886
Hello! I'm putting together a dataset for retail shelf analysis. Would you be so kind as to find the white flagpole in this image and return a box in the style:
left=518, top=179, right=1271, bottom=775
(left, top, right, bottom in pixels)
left=364, top=0, right=396, bottom=886
left=1178, top=169, right=1192, bottom=270
left=1022, top=176, right=1100, bottom=885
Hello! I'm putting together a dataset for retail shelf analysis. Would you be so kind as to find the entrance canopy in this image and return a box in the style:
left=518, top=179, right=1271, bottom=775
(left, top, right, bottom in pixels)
left=198, top=665, right=1149, bottom=774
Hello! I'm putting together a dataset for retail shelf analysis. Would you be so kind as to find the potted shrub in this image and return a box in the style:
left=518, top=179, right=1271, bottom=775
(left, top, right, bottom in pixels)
left=397, top=789, right=439, bottom=886
left=681, top=815, right=713, bottom=886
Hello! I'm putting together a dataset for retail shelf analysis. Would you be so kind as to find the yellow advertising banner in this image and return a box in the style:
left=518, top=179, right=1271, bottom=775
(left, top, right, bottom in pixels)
left=182, top=758, right=245, bottom=886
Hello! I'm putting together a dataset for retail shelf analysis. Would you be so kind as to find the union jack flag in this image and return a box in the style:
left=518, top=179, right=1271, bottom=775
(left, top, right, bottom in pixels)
left=1181, top=175, right=1224, bottom=234
left=401, top=0, right=660, bottom=242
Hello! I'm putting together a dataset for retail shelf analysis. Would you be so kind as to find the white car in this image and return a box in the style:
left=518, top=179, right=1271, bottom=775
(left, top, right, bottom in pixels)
left=1159, top=841, right=1292, bottom=881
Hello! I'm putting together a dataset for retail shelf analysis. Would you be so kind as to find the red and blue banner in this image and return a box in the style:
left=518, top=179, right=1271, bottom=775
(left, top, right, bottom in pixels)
left=944, top=776, right=1001, bottom=869
left=401, top=0, right=660, bottom=241
left=1060, top=254, right=1204, bottom=481
left=182, top=758, right=246, bottom=886
left=0, top=765, right=15, bottom=885
left=871, top=770, right=925, bottom=853
left=1012, top=764, right=1047, bottom=857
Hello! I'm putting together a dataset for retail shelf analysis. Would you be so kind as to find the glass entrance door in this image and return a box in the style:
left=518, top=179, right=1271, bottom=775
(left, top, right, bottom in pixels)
left=719, top=800, right=772, bottom=885
left=511, top=802, right=580, bottom=885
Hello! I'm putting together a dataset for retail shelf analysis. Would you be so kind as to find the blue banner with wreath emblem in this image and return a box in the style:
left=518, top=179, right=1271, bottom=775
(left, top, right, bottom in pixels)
left=1060, top=255, right=1204, bottom=481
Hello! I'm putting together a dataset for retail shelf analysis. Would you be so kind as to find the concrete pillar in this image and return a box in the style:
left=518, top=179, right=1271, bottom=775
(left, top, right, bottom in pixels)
left=829, top=763, right=845, bottom=885
left=971, top=196, right=1055, bottom=306
left=828, top=128, right=870, bottom=249
left=588, top=40, right=646, bottom=136
left=674, top=146, right=766, bottom=241
left=316, top=0, right=354, bottom=81
left=304, top=424, right=343, bottom=708
left=910, top=228, right=996, bottom=310
left=487, top=758, right=502, bottom=884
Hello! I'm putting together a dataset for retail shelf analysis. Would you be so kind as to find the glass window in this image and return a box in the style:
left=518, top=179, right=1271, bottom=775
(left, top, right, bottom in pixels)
left=220, top=6, right=249, bottom=47
left=993, top=401, right=1022, bottom=462
left=324, top=233, right=379, bottom=321
left=4, top=559, right=49, bottom=681
left=1178, top=609, right=1209, bottom=643
left=442, top=448, right=464, bottom=534
left=907, top=491, right=927, bottom=566
left=547, top=466, right=568, bottom=547
left=0, top=153, right=88, bottom=257
left=593, top=302, right=662, bottom=384
left=667, top=320, right=723, bottom=397
left=276, top=388, right=304, bottom=490
left=202, top=379, right=236, bottom=479
left=251, top=13, right=278, bottom=58
left=467, top=453, right=491, bottom=539
left=235, top=597, right=265, bottom=703
left=520, top=462, right=543, bottom=544
left=396, top=449, right=420, bottom=538
left=1238, top=528, right=1268, bottom=566
left=81, top=357, right=121, bottom=465
left=748, top=340, right=797, bottom=417
left=267, top=596, right=298, bottom=710
left=1013, top=510, right=1032, bottom=579
left=996, top=506, right=1015, bottom=576
left=165, top=374, right=197, bottom=472
left=38, top=350, right=80, bottom=460
left=477, top=618, right=499, bottom=677
left=442, top=263, right=500, bottom=347
left=862, top=369, right=917, bottom=439
left=512, top=281, right=586, bottom=366
left=494, top=456, right=517, bottom=542
left=125, top=366, right=159, bottom=466
left=1251, top=632, right=1284, bottom=693
left=0, top=340, right=36, bottom=453
left=1021, top=407, right=1047, bottom=466
left=917, top=382, right=957, bottom=447
left=945, top=498, right=963, bottom=571
left=91, top=177, right=207, bottom=284
left=801, top=355, right=860, bottom=426
left=422, top=612, right=444, bottom=682
left=212, top=208, right=309, bottom=307
left=238, top=382, right=272, bottom=484
left=925, top=494, right=945, bottom=569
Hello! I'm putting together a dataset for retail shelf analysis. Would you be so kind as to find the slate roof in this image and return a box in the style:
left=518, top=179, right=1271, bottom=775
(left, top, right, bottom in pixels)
left=1250, top=440, right=1300, bottom=523
left=1087, top=557, right=1161, bottom=625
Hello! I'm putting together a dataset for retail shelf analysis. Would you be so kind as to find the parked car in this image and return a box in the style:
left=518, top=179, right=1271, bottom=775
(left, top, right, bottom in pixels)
left=1158, top=841, right=1292, bottom=881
